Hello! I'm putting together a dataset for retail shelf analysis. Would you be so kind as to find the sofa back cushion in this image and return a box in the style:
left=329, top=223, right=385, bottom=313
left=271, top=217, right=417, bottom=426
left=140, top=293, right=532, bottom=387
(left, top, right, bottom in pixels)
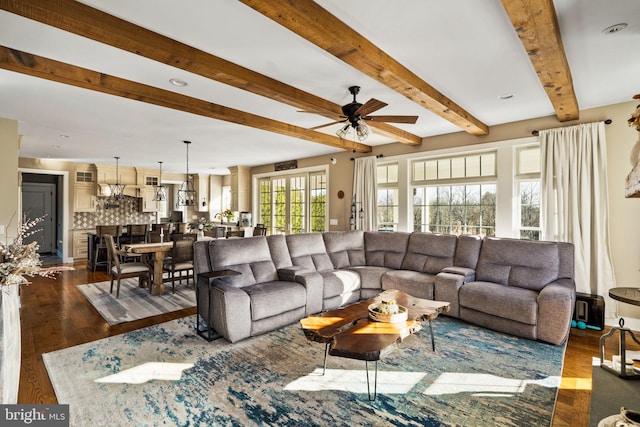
left=364, top=232, right=410, bottom=269
left=475, top=237, right=560, bottom=291
left=208, top=236, right=278, bottom=288
left=454, top=234, right=483, bottom=269
left=266, top=234, right=293, bottom=269
left=285, top=233, right=334, bottom=272
left=323, top=230, right=366, bottom=268
left=557, top=242, right=575, bottom=280
left=401, top=232, right=457, bottom=274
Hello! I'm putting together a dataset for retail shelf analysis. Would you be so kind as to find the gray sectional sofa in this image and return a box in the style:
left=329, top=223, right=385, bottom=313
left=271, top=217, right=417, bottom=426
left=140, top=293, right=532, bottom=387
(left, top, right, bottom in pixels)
left=193, top=231, right=575, bottom=345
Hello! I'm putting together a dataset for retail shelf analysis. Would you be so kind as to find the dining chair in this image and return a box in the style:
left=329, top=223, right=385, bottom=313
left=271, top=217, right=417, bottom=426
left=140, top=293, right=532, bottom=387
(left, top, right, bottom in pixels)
left=127, top=224, right=148, bottom=244
left=226, top=229, right=245, bottom=239
left=148, top=230, right=164, bottom=243
left=105, top=234, right=151, bottom=298
left=253, top=224, right=267, bottom=236
left=162, top=239, right=194, bottom=293
left=93, top=225, right=121, bottom=272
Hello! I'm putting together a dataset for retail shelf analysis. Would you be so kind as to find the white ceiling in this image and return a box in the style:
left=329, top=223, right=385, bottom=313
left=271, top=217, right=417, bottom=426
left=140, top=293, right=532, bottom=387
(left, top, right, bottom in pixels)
left=1, top=0, right=638, bottom=175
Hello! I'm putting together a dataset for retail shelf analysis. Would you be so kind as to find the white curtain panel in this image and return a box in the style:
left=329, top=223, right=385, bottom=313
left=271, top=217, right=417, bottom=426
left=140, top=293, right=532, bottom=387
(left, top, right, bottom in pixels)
left=540, top=121, right=617, bottom=317
left=352, top=156, right=378, bottom=231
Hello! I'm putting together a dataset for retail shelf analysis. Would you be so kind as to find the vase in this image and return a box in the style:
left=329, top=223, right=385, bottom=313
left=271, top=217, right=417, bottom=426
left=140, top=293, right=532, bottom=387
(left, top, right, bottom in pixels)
left=1, top=284, right=21, bottom=404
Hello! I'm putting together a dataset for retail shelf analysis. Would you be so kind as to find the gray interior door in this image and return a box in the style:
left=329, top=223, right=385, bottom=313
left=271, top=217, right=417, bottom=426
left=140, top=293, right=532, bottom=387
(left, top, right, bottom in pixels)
left=22, top=182, right=56, bottom=253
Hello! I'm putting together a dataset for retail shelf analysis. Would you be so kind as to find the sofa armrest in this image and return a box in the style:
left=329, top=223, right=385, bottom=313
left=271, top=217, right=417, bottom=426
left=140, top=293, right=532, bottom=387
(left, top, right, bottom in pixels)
left=294, top=272, right=324, bottom=315
left=278, top=266, right=313, bottom=282
left=207, top=285, right=251, bottom=343
left=536, top=278, right=576, bottom=345
left=434, top=272, right=469, bottom=318
left=441, top=266, right=476, bottom=282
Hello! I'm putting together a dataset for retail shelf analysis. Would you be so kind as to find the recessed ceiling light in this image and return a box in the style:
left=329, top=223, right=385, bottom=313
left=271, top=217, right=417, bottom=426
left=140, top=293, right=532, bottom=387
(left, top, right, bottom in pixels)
left=59, top=134, right=69, bottom=138
left=602, top=23, right=627, bottom=34
left=169, top=78, right=188, bottom=87
left=498, top=94, right=515, bottom=100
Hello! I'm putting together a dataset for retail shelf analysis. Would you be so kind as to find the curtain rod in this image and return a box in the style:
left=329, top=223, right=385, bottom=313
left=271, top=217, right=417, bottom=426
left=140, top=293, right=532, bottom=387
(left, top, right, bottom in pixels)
left=351, top=154, right=384, bottom=161
left=531, top=119, right=612, bottom=136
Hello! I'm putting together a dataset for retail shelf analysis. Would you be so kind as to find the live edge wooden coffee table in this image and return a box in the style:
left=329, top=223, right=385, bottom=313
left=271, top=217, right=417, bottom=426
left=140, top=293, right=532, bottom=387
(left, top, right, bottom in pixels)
left=300, top=289, right=450, bottom=400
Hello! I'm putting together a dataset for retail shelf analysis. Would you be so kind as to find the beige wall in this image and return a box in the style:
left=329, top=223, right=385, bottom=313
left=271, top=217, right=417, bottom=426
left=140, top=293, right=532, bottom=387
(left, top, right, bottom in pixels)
left=0, top=118, right=19, bottom=242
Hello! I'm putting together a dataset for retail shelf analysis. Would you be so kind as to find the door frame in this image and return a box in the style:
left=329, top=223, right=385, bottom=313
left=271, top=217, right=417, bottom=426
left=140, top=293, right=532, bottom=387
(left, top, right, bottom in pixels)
left=19, top=168, right=70, bottom=262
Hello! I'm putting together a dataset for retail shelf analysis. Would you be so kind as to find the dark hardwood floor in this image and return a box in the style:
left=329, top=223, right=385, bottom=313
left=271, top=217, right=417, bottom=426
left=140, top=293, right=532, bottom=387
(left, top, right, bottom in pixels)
left=17, top=261, right=638, bottom=426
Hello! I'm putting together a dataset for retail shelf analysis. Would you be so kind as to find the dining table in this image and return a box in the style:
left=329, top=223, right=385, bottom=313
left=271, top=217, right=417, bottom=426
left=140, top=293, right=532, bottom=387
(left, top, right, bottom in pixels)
left=121, top=241, right=174, bottom=296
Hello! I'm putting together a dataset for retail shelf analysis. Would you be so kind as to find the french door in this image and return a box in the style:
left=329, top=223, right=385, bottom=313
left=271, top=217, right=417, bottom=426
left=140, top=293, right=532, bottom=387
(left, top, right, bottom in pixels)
left=258, top=172, right=326, bottom=235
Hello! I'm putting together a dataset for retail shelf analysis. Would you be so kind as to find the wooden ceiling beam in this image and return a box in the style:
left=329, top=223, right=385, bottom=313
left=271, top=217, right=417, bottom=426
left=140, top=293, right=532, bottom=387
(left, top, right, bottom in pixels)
left=0, top=0, right=420, bottom=145
left=0, top=46, right=371, bottom=153
left=500, top=0, right=579, bottom=121
left=240, top=0, right=489, bottom=136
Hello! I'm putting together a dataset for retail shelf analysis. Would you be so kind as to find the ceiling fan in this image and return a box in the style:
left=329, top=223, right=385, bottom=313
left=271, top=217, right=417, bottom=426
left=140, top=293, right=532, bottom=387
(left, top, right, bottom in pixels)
left=306, top=86, right=418, bottom=141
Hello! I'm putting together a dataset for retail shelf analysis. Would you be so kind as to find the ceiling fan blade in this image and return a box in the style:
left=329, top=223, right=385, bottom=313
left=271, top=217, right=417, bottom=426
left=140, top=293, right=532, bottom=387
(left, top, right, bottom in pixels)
left=364, top=115, right=418, bottom=124
left=309, top=119, right=347, bottom=130
left=354, top=98, right=387, bottom=117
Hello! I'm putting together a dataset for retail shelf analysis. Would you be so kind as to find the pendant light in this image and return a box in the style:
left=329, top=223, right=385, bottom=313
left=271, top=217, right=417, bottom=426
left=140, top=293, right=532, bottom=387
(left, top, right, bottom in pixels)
left=108, top=156, right=126, bottom=202
left=176, top=140, right=196, bottom=207
left=153, top=161, right=166, bottom=201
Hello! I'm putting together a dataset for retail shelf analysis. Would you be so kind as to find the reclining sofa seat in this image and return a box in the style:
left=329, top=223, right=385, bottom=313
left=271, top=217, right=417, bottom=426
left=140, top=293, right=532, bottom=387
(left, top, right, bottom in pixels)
left=456, top=237, right=575, bottom=345
left=286, top=232, right=361, bottom=310
left=380, top=232, right=458, bottom=300
left=348, top=231, right=411, bottom=299
left=193, top=235, right=310, bottom=343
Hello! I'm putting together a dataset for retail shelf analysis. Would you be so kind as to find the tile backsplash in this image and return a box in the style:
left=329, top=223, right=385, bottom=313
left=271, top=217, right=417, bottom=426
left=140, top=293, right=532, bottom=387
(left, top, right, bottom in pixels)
left=73, top=196, right=156, bottom=229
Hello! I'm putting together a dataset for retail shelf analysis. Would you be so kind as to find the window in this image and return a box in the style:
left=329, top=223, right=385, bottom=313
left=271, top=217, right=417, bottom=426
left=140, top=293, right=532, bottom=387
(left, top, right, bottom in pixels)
left=411, top=152, right=497, bottom=236
left=377, top=163, right=398, bottom=231
left=516, top=146, right=541, bottom=240
left=222, top=186, right=231, bottom=211
left=413, top=184, right=496, bottom=236
left=145, top=176, right=159, bottom=186
left=257, top=171, right=327, bottom=234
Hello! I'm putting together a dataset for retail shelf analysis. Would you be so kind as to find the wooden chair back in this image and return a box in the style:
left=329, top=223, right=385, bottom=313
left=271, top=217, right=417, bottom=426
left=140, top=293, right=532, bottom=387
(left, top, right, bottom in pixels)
left=104, top=234, right=120, bottom=272
left=171, top=239, right=194, bottom=264
left=253, top=224, right=267, bottom=236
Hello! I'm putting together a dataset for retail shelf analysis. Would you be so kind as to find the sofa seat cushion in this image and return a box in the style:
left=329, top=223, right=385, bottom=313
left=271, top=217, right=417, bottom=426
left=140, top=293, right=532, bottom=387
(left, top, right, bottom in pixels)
left=381, top=270, right=436, bottom=300
left=319, top=269, right=360, bottom=299
left=348, top=266, right=392, bottom=290
left=243, top=281, right=306, bottom=321
left=459, top=282, right=539, bottom=325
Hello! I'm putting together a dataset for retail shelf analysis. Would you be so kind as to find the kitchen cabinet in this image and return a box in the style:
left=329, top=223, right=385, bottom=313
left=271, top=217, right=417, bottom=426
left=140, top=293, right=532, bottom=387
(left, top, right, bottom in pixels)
left=139, top=186, right=158, bottom=212
left=72, top=229, right=92, bottom=260
left=73, top=184, right=96, bottom=212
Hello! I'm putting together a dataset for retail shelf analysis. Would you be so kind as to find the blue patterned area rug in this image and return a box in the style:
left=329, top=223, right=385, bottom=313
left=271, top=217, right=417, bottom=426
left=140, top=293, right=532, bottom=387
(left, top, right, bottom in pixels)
left=43, top=315, right=565, bottom=426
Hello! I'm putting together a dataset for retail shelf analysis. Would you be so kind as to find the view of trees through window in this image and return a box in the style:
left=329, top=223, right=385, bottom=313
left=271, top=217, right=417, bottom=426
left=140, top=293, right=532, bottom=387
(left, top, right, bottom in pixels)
left=519, top=181, right=541, bottom=240
left=413, top=184, right=496, bottom=236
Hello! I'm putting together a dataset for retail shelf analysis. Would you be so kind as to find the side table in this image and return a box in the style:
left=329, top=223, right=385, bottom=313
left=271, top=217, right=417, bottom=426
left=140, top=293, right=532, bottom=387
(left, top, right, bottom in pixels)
left=599, top=287, right=640, bottom=379
left=196, top=269, right=239, bottom=341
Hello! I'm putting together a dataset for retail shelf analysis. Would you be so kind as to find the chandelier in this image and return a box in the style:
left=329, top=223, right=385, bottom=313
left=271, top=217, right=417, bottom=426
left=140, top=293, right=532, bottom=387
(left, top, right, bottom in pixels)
left=108, top=156, right=126, bottom=202
left=152, top=161, right=166, bottom=201
left=176, top=140, right=196, bottom=207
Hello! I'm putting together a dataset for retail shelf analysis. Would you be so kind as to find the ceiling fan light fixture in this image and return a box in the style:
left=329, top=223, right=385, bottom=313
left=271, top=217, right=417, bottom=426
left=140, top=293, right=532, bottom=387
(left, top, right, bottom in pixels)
left=336, top=124, right=350, bottom=139
left=355, top=122, right=370, bottom=141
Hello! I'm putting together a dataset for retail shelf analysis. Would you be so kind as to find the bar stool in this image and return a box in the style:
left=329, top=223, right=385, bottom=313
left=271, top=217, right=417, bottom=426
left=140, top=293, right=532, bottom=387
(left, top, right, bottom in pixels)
left=93, top=225, right=121, bottom=271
